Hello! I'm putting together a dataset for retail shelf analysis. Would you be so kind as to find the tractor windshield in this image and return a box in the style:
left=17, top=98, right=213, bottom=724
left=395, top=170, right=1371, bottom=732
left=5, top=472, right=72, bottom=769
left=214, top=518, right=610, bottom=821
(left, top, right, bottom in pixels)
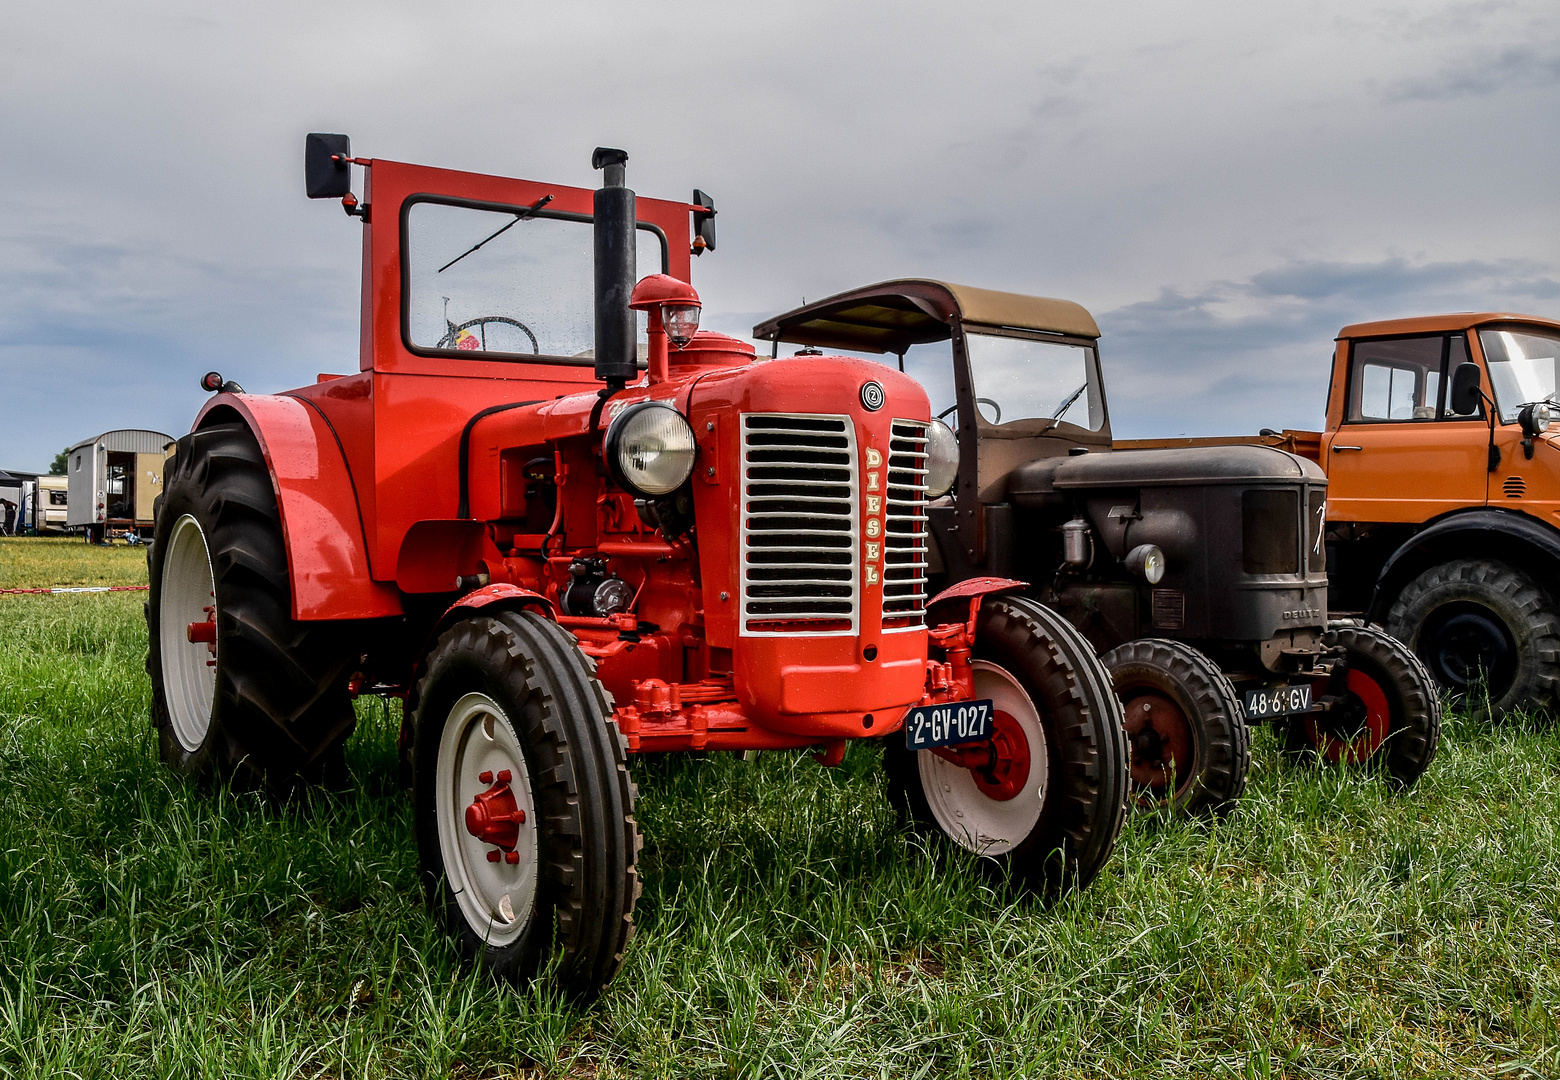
left=1481, top=327, right=1560, bottom=423
left=404, top=199, right=665, bottom=362
left=965, top=331, right=1105, bottom=432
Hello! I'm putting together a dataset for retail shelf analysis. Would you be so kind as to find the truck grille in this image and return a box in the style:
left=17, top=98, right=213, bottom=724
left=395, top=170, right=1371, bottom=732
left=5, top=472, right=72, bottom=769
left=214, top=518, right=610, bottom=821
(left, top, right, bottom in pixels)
left=883, top=420, right=930, bottom=629
left=740, top=414, right=859, bottom=635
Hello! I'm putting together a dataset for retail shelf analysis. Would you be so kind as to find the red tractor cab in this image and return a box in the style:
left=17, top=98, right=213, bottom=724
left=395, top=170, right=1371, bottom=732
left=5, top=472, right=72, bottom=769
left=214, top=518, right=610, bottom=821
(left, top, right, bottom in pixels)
left=144, top=137, right=1129, bottom=997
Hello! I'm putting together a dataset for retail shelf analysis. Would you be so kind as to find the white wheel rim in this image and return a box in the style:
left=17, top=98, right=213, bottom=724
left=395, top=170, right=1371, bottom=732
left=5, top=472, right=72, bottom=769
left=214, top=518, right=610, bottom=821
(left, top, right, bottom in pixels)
left=160, top=514, right=218, bottom=752
left=917, top=660, right=1050, bottom=856
left=435, top=692, right=540, bottom=947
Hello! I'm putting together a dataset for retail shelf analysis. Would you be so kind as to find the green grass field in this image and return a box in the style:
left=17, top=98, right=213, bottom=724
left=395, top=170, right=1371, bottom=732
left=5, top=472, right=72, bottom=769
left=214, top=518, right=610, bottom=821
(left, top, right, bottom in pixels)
left=1, top=537, right=1557, bottom=1078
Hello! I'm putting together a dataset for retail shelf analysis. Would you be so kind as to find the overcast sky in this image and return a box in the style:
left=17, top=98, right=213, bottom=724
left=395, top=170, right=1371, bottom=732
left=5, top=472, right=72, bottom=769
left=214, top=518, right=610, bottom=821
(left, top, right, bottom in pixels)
left=2, top=0, right=1556, bottom=471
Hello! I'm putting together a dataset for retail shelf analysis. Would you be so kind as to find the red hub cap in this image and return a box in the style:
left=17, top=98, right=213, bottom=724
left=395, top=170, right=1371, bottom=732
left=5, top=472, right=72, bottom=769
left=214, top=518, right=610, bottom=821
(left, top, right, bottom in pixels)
left=1306, top=670, right=1390, bottom=764
left=969, top=710, right=1031, bottom=801
left=1123, top=691, right=1193, bottom=797
left=465, top=769, right=527, bottom=863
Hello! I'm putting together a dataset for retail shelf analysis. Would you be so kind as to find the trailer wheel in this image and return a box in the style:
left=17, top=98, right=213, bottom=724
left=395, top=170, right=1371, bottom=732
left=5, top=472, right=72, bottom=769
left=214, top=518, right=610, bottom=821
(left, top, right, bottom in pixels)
left=884, top=595, right=1129, bottom=897
left=146, top=422, right=359, bottom=790
left=1100, top=639, right=1250, bottom=816
left=1279, top=624, right=1441, bottom=788
left=411, top=610, right=639, bottom=999
left=1385, top=558, right=1560, bottom=720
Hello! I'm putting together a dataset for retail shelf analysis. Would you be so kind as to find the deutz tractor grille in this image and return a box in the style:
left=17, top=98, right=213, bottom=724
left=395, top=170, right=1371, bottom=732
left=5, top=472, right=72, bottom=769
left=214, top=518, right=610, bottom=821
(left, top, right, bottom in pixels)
left=740, top=413, right=860, bottom=636
left=883, top=420, right=930, bottom=629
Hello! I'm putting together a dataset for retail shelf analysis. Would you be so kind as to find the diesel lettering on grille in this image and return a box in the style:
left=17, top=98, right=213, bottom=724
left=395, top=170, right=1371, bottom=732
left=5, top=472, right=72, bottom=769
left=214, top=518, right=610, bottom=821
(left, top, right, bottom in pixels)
left=863, top=447, right=883, bottom=587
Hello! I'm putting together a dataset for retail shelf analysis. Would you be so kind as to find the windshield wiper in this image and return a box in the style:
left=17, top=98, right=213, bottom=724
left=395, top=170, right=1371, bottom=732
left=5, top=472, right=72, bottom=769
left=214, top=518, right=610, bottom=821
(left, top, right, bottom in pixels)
left=1037, top=382, right=1088, bottom=433
left=438, top=195, right=554, bottom=273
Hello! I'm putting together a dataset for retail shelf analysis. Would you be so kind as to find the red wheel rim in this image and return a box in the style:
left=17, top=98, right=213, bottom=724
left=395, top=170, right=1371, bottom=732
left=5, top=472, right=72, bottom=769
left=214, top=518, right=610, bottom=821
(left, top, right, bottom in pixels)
left=1123, top=691, right=1194, bottom=801
left=970, top=710, right=1031, bottom=802
left=1306, top=669, right=1390, bottom=764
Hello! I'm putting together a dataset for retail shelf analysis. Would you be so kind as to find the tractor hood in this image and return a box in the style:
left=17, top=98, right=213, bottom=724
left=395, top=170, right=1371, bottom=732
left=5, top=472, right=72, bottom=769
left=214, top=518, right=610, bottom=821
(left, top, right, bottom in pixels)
left=1008, top=444, right=1323, bottom=504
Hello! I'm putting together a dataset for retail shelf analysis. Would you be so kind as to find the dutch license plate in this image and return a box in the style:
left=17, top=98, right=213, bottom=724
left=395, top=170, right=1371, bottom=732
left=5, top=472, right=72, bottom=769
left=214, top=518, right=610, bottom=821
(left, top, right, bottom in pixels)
left=904, top=699, right=995, bottom=750
left=1244, top=684, right=1312, bottom=719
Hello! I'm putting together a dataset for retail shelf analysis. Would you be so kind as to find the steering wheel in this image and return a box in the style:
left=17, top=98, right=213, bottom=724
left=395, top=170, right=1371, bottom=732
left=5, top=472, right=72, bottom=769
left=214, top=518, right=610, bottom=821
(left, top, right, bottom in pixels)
left=936, top=398, right=1002, bottom=424
left=439, top=315, right=540, bottom=355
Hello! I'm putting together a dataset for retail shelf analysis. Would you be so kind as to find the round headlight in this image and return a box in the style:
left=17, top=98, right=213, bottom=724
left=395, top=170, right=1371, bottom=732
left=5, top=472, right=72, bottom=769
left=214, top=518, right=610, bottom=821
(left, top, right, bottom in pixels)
left=605, top=401, right=697, bottom=497
left=1126, top=543, right=1166, bottom=585
left=1534, top=403, right=1553, bottom=433
left=925, top=419, right=959, bottom=497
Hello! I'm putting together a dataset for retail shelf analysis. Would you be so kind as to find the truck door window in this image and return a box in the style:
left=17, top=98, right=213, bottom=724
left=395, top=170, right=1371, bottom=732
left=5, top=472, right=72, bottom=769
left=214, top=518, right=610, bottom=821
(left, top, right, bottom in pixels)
left=965, top=331, right=1104, bottom=432
left=404, top=200, right=665, bottom=362
left=1480, top=327, right=1560, bottom=423
left=1347, top=336, right=1449, bottom=422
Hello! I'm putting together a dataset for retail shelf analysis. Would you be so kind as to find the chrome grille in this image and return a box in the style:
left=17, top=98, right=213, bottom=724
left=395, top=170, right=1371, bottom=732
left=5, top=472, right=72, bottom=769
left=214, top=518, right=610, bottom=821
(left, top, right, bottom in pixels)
left=740, top=414, right=859, bottom=635
left=883, top=420, right=930, bottom=629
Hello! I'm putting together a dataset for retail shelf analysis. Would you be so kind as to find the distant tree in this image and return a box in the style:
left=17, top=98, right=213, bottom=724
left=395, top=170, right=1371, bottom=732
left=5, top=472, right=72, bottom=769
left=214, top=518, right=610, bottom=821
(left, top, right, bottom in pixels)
left=49, top=448, right=70, bottom=476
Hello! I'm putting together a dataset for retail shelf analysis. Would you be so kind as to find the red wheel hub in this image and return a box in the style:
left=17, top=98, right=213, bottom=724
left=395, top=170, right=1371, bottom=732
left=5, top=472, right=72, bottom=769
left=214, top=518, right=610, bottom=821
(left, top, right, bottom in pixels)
left=465, top=769, right=526, bottom=863
left=1123, top=691, right=1193, bottom=796
left=1307, top=669, right=1390, bottom=764
left=929, top=710, right=1031, bottom=801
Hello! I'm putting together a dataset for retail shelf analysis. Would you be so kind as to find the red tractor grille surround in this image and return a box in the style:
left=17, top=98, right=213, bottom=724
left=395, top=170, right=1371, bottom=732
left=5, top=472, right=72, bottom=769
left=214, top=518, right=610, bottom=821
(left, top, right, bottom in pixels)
left=882, top=420, right=930, bottom=628
left=740, top=413, right=860, bottom=635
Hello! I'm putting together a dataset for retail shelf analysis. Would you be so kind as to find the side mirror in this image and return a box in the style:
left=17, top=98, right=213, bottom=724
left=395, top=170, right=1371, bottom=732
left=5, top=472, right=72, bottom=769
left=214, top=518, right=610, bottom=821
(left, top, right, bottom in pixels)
left=305, top=133, right=353, bottom=199
left=1449, top=362, right=1483, bottom=416
left=691, top=189, right=716, bottom=255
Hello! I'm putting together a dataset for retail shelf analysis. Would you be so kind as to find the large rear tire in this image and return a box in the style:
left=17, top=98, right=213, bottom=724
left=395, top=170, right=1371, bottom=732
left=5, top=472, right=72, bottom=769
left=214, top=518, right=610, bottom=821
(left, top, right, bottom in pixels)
left=411, top=610, right=640, bottom=1000
left=1100, top=638, right=1250, bottom=816
left=146, top=422, right=359, bottom=790
left=1279, top=624, right=1441, bottom=789
left=1385, top=558, right=1560, bottom=720
left=884, top=595, right=1129, bottom=897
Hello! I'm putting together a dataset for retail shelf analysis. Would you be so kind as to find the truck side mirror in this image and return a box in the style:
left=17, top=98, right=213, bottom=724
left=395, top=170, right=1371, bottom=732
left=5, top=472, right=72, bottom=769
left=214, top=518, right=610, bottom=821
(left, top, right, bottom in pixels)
left=305, top=133, right=353, bottom=199
left=1449, top=362, right=1482, bottom=416
left=692, top=190, right=716, bottom=255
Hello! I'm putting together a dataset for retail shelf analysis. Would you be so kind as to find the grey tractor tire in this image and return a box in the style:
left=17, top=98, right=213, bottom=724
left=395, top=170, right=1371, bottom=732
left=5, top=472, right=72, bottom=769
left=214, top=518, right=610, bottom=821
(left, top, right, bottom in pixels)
left=146, top=422, right=359, bottom=791
left=1279, top=624, right=1441, bottom=789
left=883, top=594, right=1130, bottom=897
left=411, top=610, right=640, bottom=1000
left=1100, top=638, right=1251, bottom=817
left=1385, top=558, right=1560, bottom=721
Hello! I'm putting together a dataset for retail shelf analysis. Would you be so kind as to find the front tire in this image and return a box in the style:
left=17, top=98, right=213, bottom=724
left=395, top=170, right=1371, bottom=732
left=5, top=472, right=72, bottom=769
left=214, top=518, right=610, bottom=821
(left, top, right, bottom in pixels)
left=1100, top=638, right=1250, bottom=816
left=411, top=610, right=640, bottom=999
left=146, top=423, right=359, bottom=790
left=1279, top=624, right=1441, bottom=789
left=1385, top=558, right=1560, bottom=720
left=884, top=595, right=1129, bottom=896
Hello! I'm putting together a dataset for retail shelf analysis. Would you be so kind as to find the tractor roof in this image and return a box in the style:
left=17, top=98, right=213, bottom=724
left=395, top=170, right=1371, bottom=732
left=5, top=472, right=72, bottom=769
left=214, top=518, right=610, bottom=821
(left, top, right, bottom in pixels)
left=1338, top=312, right=1560, bottom=339
left=752, top=279, right=1099, bottom=355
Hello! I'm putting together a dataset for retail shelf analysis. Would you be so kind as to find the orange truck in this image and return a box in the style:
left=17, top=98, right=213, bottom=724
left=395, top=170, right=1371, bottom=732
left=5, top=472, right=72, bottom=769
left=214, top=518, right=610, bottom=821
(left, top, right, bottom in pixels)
left=1125, top=312, right=1560, bottom=718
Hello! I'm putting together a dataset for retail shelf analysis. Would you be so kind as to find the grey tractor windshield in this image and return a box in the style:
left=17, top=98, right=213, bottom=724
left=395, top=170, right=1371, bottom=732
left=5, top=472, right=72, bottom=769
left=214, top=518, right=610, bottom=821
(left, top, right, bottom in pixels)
left=965, top=331, right=1105, bottom=432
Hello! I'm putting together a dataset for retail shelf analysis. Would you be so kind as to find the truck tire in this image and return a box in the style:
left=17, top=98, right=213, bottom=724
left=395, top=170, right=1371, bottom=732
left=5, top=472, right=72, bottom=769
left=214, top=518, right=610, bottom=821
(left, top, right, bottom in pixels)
left=1279, top=624, right=1441, bottom=788
left=411, top=610, right=640, bottom=1000
left=1100, top=639, right=1250, bottom=816
left=883, top=595, right=1129, bottom=897
left=1384, top=558, right=1560, bottom=720
left=146, top=422, right=359, bottom=790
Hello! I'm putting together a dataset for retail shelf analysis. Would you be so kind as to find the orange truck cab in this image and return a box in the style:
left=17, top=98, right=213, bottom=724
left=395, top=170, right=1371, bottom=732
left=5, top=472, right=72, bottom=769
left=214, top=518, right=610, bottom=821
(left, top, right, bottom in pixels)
left=1135, top=313, right=1560, bottom=717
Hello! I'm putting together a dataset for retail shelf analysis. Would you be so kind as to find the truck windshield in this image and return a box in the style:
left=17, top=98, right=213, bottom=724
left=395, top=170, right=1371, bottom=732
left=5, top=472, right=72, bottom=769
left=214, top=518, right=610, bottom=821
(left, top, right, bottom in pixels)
left=965, top=331, right=1104, bottom=431
left=1481, top=328, right=1560, bottom=423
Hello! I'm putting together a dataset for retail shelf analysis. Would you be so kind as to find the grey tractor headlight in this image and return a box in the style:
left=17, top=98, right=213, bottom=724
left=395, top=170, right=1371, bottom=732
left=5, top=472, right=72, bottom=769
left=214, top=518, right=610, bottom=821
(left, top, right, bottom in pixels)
left=1126, top=543, right=1166, bottom=585
left=605, top=401, right=697, bottom=497
left=925, top=419, right=959, bottom=497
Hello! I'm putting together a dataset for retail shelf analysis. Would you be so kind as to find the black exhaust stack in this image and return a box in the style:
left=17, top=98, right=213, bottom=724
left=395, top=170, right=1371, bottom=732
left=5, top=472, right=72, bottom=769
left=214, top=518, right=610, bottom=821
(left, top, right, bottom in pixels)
left=592, top=147, right=637, bottom=389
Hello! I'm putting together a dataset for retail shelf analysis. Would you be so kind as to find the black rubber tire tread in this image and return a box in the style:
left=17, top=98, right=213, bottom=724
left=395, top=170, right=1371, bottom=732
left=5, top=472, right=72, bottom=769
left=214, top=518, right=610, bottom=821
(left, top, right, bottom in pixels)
left=1279, top=624, right=1442, bottom=789
left=1384, top=558, right=1560, bottom=721
left=884, top=594, right=1129, bottom=897
left=1100, top=638, right=1251, bottom=817
left=410, top=610, right=639, bottom=1000
left=145, top=423, right=359, bottom=791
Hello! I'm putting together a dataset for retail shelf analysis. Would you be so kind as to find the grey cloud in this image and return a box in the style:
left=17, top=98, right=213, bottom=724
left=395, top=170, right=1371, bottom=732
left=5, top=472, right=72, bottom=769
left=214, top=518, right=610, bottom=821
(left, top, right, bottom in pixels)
left=1384, top=45, right=1560, bottom=100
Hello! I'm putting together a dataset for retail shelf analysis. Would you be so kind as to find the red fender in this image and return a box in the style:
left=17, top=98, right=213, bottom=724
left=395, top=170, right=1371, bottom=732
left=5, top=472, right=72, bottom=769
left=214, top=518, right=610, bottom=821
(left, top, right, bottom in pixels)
left=195, top=394, right=401, bottom=620
left=419, top=584, right=559, bottom=671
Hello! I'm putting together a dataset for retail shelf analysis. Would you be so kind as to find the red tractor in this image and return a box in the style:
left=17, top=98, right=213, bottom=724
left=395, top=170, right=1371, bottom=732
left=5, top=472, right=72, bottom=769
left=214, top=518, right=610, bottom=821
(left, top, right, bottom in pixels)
left=145, top=137, right=1131, bottom=998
